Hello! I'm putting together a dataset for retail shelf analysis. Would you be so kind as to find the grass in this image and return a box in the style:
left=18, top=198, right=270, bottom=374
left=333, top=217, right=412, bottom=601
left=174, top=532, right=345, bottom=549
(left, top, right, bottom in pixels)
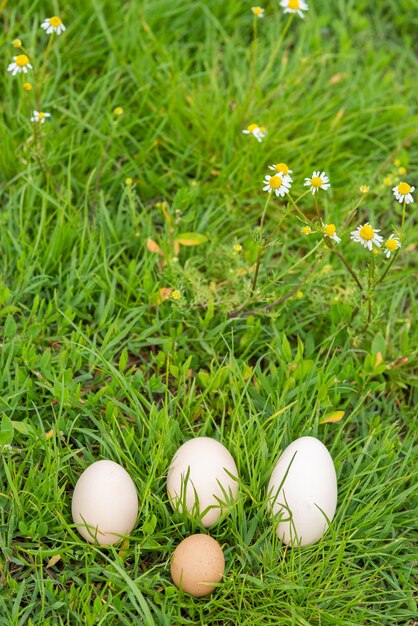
left=0, top=0, right=417, bottom=624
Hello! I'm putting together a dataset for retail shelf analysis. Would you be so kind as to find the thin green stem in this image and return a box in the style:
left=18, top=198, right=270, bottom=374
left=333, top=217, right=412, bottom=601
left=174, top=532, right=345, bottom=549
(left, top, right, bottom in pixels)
left=258, top=14, right=294, bottom=85
left=250, top=193, right=272, bottom=297
left=287, top=193, right=312, bottom=225
left=361, top=254, right=375, bottom=332
left=400, top=199, right=407, bottom=236
left=324, top=238, right=363, bottom=291
left=314, top=192, right=321, bottom=221
left=376, top=248, right=399, bottom=285
left=343, top=196, right=365, bottom=229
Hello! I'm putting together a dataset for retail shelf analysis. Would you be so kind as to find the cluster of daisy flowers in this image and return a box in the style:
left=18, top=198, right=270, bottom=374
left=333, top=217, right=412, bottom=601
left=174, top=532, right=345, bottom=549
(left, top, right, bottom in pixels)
left=250, top=0, right=309, bottom=19
left=262, top=165, right=330, bottom=197
left=7, top=16, right=66, bottom=125
left=260, top=162, right=414, bottom=259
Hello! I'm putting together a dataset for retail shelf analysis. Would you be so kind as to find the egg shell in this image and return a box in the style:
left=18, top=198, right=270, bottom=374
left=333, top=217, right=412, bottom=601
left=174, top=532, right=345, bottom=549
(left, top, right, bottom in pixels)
left=171, top=534, right=225, bottom=597
left=167, top=437, right=238, bottom=527
left=71, top=459, right=138, bottom=545
left=267, top=436, right=337, bottom=547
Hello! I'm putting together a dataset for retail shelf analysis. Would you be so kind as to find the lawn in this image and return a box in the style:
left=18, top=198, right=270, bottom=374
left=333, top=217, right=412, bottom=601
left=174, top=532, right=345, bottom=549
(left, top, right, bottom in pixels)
left=0, top=0, right=417, bottom=624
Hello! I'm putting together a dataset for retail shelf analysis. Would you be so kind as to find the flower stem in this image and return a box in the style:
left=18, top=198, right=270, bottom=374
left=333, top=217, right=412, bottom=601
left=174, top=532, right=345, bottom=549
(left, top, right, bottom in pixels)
left=376, top=248, right=399, bottom=285
left=361, top=254, right=375, bottom=332
left=258, top=14, right=294, bottom=85
left=401, top=199, right=407, bottom=236
left=314, top=192, right=321, bottom=221
left=287, top=193, right=311, bottom=225
left=250, top=193, right=272, bottom=297
left=324, top=238, right=363, bottom=291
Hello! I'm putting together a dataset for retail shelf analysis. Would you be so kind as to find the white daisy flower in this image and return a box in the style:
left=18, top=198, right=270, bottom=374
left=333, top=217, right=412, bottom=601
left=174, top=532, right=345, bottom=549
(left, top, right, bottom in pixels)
left=280, top=0, right=309, bottom=19
left=242, top=123, right=267, bottom=143
left=268, top=162, right=293, bottom=182
left=41, top=16, right=66, bottom=36
left=392, top=181, right=415, bottom=204
left=323, top=223, right=341, bottom=244
left=304, top=170, right=330, bottom=195
left=384, top=235, right=401, bottom=258
left=31, top=111, right=51, bottom=124
left=263, top=174, right=291, bottom=197
left=251, top=7, right=265, bottom=18
left=350, top=223, right=383, bottom=251
left=7, top=54, right=32, bottom=76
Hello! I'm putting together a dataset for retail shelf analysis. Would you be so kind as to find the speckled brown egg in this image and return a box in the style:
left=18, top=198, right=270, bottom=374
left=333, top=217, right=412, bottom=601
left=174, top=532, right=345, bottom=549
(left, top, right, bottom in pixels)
left=171, top=534, right=225, bottom=597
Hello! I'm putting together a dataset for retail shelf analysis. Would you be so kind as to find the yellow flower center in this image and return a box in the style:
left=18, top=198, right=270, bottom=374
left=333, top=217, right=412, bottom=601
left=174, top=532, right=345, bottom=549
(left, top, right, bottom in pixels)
left=23, top=82, right=32, bottom=91
left=172, top=290, right=181, bottom=300
left=114, top=107, right=123, bottom=116
left=288, top=0, right=300, bottom=8
left=259, top=126, right=266, bottom=133
left=275, top=163, right=289, bottom=175
left=398, top=182, right=411, bottom=195
left=38, top=112, right=45, bottom=120
left=269, top=175, right=282, bottom=189
left=13, top=39, right=22, bottom=48
left=359, top=224, right=374, bottom=241
left=324, top=224, right=336, bottom=237
left=385, top=238, right=398, bottom=251
left=252, top=7, right=263, bottom=15
left=311, top=176, right=323, bottom=188
left=247, top=123, right=259, bottom=133
left=50, top=16, right=62, bottom=27
left=360, top=185, right=369, bottom=193
left=301, top=226, right=311, bottom=235
left=16, top=54, right=29, bottom=67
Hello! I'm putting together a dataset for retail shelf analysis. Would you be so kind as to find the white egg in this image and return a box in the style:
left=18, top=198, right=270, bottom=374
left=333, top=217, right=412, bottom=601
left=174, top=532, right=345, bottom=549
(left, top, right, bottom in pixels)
left=267, top=436, right=337, bottom=547
left=167, top=437, right=239, bottom=527
left=71, top=460, right=138, bottom=545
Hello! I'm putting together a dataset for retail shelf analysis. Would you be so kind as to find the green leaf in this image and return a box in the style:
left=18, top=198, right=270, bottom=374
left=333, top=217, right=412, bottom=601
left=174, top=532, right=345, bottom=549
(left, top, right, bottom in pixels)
left=0, top=415, right=14, bottom=445
left=176, top=232, right=208, bottom=246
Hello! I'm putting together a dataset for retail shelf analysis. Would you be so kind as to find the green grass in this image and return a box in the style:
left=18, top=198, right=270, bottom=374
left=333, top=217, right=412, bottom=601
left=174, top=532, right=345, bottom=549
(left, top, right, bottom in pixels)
left=1, top=0, right=417, bottom=624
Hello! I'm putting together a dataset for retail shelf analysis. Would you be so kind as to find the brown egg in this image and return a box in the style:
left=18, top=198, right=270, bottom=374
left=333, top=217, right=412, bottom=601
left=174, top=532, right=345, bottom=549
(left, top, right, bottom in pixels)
left=171, top=534, right=225, bottom=597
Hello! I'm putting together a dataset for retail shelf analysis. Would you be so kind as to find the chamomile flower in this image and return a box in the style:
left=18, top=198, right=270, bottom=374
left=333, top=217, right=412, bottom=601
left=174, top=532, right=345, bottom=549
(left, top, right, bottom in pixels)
left=359, top=185, right=369, bottom=194
left=383, top=175, right=392, bottom=186
left=171, top=290, right=181, bottom=300
left=301, top=225, right=312, bottom=235
left=304, top=171, right=330, bottom=195
left=12, top=39, right=22, bottom=48
left=125, top=177, right=133, bottom=185
left=31, top=110, right=51, bottom=124
left=350, top=223, right=383, bottom=251
left=7, top=54, right=32, bottom=76
left=242, top=123, right=267, bottom=143
left=263, top=174, right=291, bottom=197
left=392, top=181, right=415, bottom=204
left=280, top=0, right=309, bottom=19
left=23, top=82, right=32, bottom=91
left=384, top=235, right=401, bottom=259
left=114, top=107, right=123, bottom=116
left=323, top=223, right=341, bottom=244
left=41, top=16, right=66, bottom=35
left=268, top=162, right=293, bottom=182
left=251, top=7, right=265, bottom=17
left=233, top=243, right=243, bottom=253
left=398, top=166, right=407, bottom=176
